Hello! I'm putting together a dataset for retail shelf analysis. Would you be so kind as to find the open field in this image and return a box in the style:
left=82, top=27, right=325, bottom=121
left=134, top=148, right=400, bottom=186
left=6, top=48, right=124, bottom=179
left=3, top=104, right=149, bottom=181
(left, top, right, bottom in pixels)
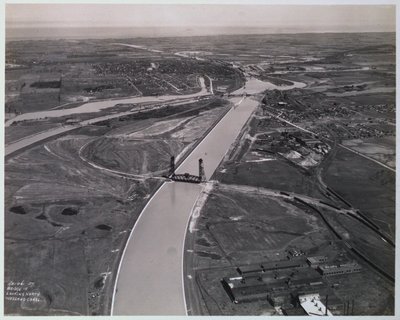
left=323, top=147, right=395, bottom=238
left=5, top=135, right=159, bottom=315
left=215, top=158, right=319, bottom=198
left=341, top=136, right=395, bottom=168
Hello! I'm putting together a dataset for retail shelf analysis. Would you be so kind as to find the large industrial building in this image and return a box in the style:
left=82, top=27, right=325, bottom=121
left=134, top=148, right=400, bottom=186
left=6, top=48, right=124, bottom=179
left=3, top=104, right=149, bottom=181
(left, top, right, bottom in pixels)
left=221, top=255, right=359, bottom=314
left=318, top=262, right=362, bottom=276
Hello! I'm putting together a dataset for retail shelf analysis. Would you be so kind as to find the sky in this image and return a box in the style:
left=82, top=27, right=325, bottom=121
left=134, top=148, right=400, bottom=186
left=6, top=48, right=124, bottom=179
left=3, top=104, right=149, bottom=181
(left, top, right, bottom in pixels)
left=5, top=4, right=396, bottom=36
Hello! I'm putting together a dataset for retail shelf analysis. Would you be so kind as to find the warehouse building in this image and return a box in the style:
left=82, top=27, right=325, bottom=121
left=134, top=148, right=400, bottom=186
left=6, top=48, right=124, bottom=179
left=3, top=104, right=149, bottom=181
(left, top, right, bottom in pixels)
left=236, top=257, right=307, bottom=276
left=307, top=256, right=328, bottom=268
left=221, top=274, right=325, bottom=304
left=318, top=262, right=362, bottom=276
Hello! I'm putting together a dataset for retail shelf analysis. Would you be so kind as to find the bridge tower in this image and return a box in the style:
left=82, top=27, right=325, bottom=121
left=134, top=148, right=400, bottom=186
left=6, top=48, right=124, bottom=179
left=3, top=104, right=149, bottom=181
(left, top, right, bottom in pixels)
left=169, top=156, right=175, bottom=177
left=199, top=158, right=206, bottom=182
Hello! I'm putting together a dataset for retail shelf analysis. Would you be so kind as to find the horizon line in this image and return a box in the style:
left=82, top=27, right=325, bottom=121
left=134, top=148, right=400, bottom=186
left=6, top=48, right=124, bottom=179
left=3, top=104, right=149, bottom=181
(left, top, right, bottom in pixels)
left=6, top=30, right=396, bottom=42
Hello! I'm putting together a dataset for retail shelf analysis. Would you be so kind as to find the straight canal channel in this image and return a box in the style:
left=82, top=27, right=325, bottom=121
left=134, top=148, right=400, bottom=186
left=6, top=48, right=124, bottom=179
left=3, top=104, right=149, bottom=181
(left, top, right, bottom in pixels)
left=111, top=94, right=259, bottom=315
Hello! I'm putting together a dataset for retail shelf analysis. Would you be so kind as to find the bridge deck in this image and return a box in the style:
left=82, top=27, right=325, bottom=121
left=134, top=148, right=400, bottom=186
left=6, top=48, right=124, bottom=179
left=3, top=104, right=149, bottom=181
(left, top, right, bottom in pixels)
left=171, top=174, right=201, bottom=184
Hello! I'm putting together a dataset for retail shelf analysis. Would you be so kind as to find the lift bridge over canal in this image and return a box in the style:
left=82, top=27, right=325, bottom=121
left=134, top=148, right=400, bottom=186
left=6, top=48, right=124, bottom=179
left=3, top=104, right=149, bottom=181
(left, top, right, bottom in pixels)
left=163, top=156, right=206, bottom=184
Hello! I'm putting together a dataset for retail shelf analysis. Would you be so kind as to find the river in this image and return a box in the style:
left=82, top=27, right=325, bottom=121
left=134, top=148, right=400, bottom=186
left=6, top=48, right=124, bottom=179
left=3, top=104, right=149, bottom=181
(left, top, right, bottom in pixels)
left=232, top=76, right=306, bottom=95
left=5, top=77, right=208, bottom=127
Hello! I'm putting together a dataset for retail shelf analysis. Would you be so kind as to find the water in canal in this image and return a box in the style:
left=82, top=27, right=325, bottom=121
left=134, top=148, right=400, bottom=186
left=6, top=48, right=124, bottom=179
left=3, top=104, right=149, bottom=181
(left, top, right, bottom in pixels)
left=112, top=76, right=295, bottom=314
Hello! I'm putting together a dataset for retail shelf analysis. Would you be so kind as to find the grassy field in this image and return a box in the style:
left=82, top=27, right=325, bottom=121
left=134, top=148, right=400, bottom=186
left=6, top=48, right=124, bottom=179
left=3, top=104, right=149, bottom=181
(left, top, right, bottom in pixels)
left=216, top=159, right=317, bottom=196
left=323, top=147, right=395, bottom=238
left=341, top=136, right=395, bottom=168
left=5, top=135, right=159, bottom=315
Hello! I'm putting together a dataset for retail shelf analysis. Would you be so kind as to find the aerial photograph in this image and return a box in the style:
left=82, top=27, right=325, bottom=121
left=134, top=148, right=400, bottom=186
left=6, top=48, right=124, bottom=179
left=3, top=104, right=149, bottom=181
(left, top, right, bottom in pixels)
left=3, top=2, right=396, bottom=317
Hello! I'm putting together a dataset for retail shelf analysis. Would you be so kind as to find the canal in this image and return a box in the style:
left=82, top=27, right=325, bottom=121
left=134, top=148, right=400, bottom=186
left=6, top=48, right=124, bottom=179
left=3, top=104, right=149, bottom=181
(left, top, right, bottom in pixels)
left=111, top=77, right=290, bottom=314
